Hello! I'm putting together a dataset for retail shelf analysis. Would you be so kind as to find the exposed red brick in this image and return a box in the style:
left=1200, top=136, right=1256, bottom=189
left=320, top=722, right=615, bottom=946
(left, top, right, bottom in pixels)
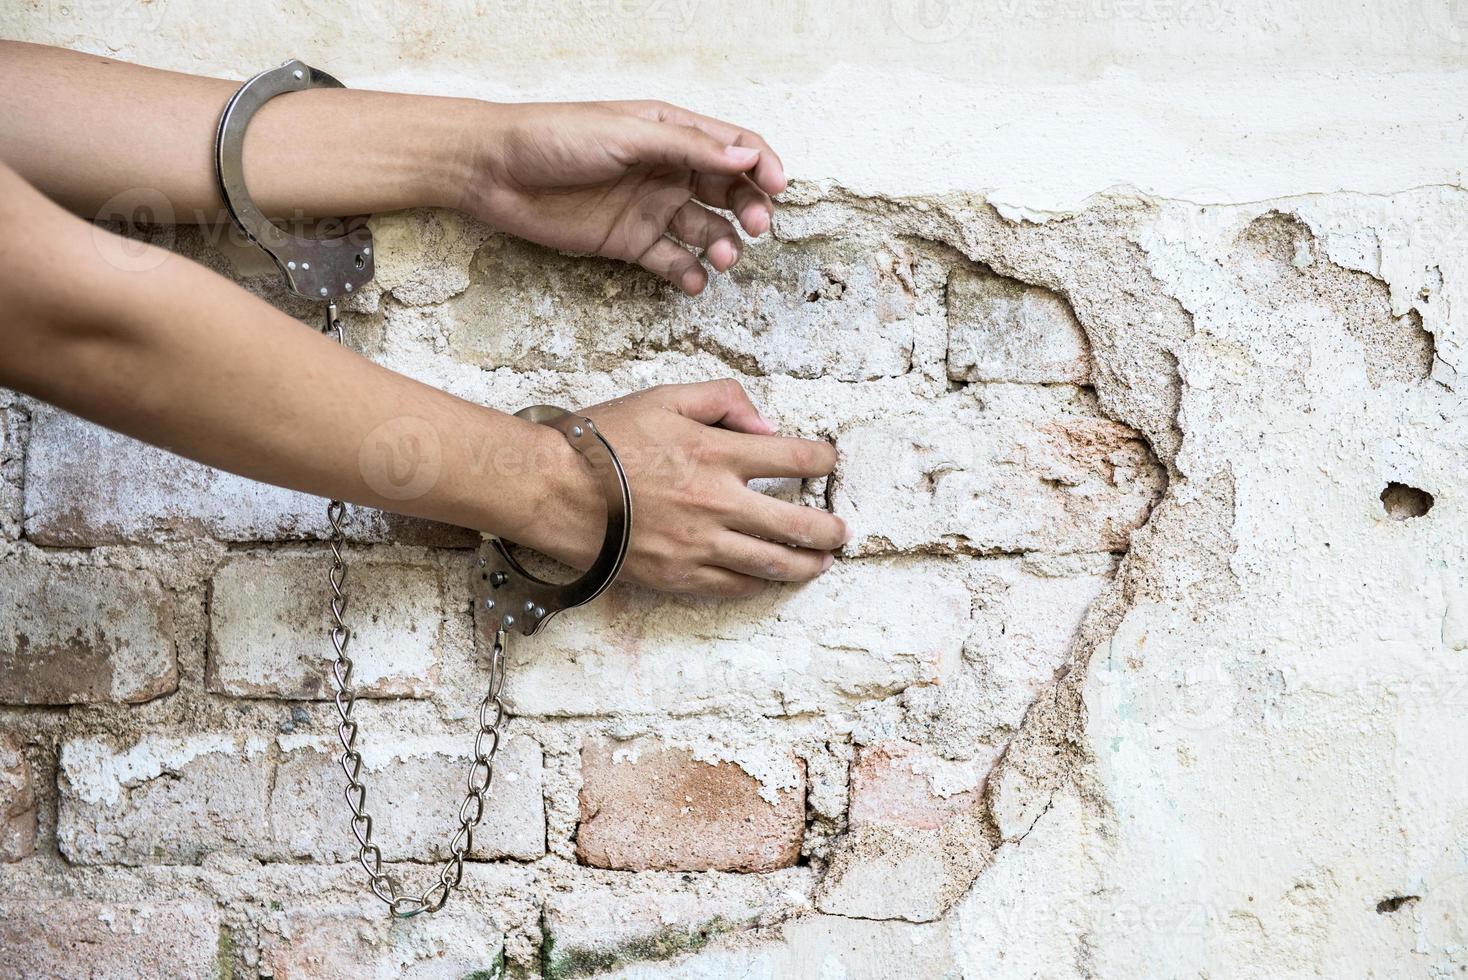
left=576, top=738, right=805, bottom=872
left=0, top=901, right=223, bottom=977
left=260, top=907, right=503, bottom=978
left=849, top=742, right=992, bottom=831
left=0, top=734, right=36, bottom=861
left=0, top=564, right=176, bottom=705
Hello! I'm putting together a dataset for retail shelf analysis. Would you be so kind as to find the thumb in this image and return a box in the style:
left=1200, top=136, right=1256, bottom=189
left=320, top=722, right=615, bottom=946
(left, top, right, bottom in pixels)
left=621, top=118, right=762, bottom=176
left=668, top=379, right=776, bottom=435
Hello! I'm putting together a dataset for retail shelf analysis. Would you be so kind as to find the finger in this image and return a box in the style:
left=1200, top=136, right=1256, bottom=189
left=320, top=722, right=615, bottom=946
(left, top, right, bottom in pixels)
left=609, top=183, right=691, bottom=261
left=717, top=431, right=837, bottom=479
left=663, top=378, right=774, bottom=435
left=617, top=117, right=762, bottom=180
left=692, top=173, right=775, bottom=237
left=625, top=101, right=787, bottom=194
left=637, top=236, right=707, bottom=295
left=668, top=202, right=741, bottom=272
left=726, top=490, right=849, bottom=551
left=711, top=530, right=833, bottom=583
left=680, top=566, right=766, bottom=599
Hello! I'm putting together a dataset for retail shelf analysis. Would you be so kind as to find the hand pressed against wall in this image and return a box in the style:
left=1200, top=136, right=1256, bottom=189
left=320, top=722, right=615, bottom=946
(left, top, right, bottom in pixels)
left=526, top=380, right=847, bottom=598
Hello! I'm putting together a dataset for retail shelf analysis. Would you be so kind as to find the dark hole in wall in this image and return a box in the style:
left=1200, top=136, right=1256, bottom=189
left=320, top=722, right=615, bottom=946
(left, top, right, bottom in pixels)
left=1381, top=483, right=1434, bottom=520
left=1376, top=895, right=1420, bottom=913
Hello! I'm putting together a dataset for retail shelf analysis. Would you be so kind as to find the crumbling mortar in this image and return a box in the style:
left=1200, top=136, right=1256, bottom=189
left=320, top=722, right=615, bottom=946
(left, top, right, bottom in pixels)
left=761, top=188, right=1208, bottom=921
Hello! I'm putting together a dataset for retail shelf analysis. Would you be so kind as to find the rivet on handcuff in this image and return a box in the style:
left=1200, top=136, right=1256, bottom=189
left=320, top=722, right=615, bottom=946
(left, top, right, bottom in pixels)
left=216, top=60, right=632, bottom=917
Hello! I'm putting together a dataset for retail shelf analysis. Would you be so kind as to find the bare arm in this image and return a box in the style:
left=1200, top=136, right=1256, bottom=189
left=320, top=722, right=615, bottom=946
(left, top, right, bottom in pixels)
left=0, top=40, right=472, bottom=221
left=0, top=40, right=788, bottom=294
left=0, top=163, right=554, bottom=553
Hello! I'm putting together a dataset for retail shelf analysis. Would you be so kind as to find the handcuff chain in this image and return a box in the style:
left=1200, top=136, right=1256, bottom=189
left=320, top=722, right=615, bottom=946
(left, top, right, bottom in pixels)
left=320, top=302, right=511, bottom=918
left=218, top=60, right=629, bottom=920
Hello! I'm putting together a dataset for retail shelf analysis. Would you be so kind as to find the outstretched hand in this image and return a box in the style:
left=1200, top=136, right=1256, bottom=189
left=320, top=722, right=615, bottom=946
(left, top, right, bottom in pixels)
left=462, top=100, right=787, bottom=295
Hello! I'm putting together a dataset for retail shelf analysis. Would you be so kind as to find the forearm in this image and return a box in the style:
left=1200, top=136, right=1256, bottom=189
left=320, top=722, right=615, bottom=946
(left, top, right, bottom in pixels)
left=0, top=41, right=481, bottom=221
left=0, top=163, right=596, bottom=558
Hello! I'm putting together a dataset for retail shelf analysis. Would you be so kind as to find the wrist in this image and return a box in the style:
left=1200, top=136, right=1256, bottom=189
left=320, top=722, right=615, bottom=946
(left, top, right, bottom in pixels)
left=407, top=95, right=497, bottom=212
left=524, top=419, right=604, bottom=569
left=453, top=412, right=601, bottom=569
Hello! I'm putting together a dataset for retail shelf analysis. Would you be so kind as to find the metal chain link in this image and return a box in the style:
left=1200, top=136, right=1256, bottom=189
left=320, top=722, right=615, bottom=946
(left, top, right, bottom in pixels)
left=320, top=301, right=510, bottom=918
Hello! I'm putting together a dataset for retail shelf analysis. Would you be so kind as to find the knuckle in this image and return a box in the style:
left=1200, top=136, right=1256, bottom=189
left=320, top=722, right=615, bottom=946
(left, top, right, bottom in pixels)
left=670, top=521, right=704, bottom=551
left=785, top=513, right=814, bottom=548
left=787, top=441, right=818, bottom=473
left=717, top=377, right=747, bottom=402
left=763, top=553, right=794, bottom=580
left=687, top=433, right=729, bottom=470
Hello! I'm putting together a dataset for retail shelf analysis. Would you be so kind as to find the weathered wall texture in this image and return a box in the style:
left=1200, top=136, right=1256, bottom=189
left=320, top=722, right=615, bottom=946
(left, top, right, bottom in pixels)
left=4, top=3, right=1468, bottom=978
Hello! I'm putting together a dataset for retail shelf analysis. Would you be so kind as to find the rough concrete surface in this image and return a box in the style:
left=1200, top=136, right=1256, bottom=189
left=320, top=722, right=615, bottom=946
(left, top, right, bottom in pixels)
left=2, top=4, right=1467, bottom=978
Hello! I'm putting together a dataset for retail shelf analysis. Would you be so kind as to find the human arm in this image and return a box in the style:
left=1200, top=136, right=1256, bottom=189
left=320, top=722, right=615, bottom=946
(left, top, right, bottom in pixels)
left=0, top=162, right=845, bottom=596
left=0, top=40, right=786, bottom=294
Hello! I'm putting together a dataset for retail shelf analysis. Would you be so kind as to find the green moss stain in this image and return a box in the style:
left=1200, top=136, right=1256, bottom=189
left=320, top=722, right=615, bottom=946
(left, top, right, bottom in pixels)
left=215, top=925, right=236, bottom=980
left=461, top=948, right=506, bottom=980
left=543, top=916, right=732, bottom=979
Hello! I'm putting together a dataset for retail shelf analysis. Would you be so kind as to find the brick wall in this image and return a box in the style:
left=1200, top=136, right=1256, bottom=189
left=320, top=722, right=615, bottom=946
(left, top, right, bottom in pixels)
left=7, top=169, right=1465, bottom=980
left=0, top=186, right=1168, bottom=977
left=8, top=0, right=1468, bottom=973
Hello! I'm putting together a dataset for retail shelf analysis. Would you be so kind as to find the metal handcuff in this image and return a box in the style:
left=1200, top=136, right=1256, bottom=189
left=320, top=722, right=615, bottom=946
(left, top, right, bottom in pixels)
left=216, top=60, right=632, bottom=917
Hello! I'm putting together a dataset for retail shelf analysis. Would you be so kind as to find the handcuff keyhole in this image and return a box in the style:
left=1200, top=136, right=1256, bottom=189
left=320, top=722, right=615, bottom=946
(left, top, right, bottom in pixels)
left=355, top=254, right=366, bottom=270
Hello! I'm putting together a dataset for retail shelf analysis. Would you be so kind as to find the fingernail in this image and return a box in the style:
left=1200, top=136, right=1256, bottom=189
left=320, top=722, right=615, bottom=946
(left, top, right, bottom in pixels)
left=841, top=522, right=854, bottom=545
left=821, top=553, right=835, bottom=571
left=725, top=145, right=759, bottom=165
left=758, top=412, right=777, bottom=433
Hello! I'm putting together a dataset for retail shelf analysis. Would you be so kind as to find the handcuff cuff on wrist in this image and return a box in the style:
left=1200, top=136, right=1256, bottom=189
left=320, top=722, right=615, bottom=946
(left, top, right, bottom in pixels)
left=217, top=60, right=632, bottom=917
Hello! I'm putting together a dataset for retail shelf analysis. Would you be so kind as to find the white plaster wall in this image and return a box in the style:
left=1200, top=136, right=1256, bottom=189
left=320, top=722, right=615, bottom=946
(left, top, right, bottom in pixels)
left=12, top=0, right=1468, bottom=212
